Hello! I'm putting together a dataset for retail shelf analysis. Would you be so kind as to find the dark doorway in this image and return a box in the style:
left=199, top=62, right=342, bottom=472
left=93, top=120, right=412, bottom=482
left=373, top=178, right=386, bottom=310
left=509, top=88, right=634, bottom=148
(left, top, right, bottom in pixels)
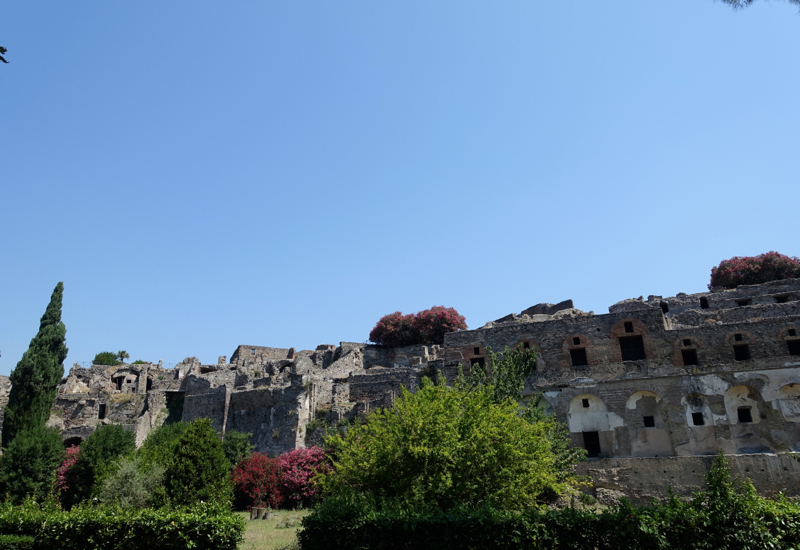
left=98, top=404, right=106, bottom=419
left=583, top=431, right=601, bottom=458
left=692, top=412, right=705, bottom=426
left=146, top=378, right=153, bottom=391
left=737, top=407, right=753, bottom=423
left=470, top=357, right=485, bottom=368
left=570, top=348, right=588, bottom=367
left=643, top=415, right=655, bottom=428
left=734, top=345, right=751, bottom=361
left=788, top=340, right=800, bottom=356
left=619, top=336, right=646, bottom=361
left=681, top=349, right=699, bottom=366
left=115, top=377, right=124, bottom=391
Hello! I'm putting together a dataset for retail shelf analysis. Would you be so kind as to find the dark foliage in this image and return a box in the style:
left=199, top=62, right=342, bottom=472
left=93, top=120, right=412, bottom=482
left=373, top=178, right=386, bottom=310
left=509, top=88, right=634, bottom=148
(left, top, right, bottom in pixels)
left=222, top=430, right=254, bottom=468
left=0, top=427, right=64, bottom=504
left=66, top=424, right=135, bottom=507
left=162, top=419, right=233, bottom=507
left=3, top=283, right=68, bottom=448
left=709, top=251, right=800, bottom=290
left=91, top=351, right=121, bottom=366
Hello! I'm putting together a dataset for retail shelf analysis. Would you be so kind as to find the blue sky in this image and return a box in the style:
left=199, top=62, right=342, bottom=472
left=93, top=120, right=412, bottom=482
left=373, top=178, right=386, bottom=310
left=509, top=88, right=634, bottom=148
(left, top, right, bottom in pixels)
left=1, top=1, right=799, bottom=375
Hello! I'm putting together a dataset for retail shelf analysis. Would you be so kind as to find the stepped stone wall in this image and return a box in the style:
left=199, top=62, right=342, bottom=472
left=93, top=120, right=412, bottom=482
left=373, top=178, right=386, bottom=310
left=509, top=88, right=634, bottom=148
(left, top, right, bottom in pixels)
left=4, top=278, right=800, bottom=501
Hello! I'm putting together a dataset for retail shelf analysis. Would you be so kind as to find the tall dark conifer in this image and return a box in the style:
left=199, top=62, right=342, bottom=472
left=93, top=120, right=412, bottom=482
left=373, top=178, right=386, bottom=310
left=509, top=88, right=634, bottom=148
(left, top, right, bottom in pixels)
left=2, top=282, right=68, bottom=448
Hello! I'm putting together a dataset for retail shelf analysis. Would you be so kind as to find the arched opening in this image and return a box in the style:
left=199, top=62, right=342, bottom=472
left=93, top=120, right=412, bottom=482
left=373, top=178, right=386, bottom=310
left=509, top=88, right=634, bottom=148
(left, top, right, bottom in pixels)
left=660, top=301, right=669, bottom=314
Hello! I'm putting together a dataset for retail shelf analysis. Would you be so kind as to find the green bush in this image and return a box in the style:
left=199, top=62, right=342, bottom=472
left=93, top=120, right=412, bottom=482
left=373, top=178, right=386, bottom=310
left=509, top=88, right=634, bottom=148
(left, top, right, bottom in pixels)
left=0, top=427, right=64, bottom=504
left=91, top=352, right=121, bottom=366
left=0, top=502, right=244, bottom=550
left=162, top=419, right=233, bottom=507
left=300, top=453, right=800, bottom=550
left=97, top=456, right=164, bottom=508
left=67, top=424, right=136, bottom=506
left=0, top=534, right=35, bottom=550
left=222, top=430, right=253, bottom=467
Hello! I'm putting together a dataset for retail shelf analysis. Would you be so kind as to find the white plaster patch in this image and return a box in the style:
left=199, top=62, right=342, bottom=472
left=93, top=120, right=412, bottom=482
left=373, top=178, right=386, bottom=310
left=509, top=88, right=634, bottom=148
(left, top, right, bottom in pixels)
left=608, top=412, right=626, bottom=430
left=694, top=375, right=730, bottom=396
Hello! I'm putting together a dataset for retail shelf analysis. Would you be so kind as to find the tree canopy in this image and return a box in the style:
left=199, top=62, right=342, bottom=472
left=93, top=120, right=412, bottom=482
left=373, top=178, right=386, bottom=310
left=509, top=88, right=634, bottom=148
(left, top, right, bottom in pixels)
left=3, top=283, right=68, bottom=448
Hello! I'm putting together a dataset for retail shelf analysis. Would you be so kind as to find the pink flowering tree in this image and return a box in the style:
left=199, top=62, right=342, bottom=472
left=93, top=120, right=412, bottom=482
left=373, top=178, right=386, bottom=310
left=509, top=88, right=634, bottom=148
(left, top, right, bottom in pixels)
left=709, top=252, right=800, bottom=290
left=369, top=307, right=467, bottom=347
left=277, top=446, right=329, bottom=508
left=56, top=445, right=80, bottom=496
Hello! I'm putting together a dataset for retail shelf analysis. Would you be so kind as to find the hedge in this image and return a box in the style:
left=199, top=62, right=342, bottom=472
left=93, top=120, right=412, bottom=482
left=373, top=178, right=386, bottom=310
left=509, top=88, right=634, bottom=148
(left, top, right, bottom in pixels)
left=0, top=502, right=244, bottom=550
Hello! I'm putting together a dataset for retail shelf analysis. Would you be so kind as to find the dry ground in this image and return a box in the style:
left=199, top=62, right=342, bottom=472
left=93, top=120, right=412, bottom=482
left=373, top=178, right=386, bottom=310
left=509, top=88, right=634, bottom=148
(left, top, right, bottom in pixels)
left=236, top=510, right=310, bottom=550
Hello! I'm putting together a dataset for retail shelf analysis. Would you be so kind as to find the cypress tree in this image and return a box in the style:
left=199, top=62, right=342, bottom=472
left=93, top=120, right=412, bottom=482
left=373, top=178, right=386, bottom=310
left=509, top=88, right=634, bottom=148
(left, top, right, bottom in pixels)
left=2, top=282, right=68, bottom=448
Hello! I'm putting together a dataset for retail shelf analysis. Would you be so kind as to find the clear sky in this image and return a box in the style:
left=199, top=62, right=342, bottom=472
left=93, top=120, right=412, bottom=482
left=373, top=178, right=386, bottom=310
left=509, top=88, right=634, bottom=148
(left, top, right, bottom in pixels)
left=1, top=1, right=799, bottom=376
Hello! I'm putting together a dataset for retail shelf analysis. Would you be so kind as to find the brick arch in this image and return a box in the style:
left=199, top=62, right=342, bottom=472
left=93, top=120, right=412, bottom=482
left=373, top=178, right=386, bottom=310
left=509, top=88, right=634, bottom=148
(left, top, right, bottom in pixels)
left=779, top=325, right=800, bottom=340
left=671, top=337, right=704, bottom=367
left=724, top=330, right=757, bottom=362
left=559, top=334, right=597, bottom=369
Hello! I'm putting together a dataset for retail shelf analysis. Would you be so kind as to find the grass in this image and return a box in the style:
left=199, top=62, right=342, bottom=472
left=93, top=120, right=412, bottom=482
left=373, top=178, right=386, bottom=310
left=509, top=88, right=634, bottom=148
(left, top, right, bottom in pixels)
left=237, top=509, right=311, bottom=550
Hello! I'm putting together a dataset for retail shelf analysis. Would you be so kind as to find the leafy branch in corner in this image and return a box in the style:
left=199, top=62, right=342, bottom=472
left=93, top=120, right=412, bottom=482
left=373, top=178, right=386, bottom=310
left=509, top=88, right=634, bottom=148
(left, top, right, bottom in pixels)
left=0, top=47, right=8, bottom=64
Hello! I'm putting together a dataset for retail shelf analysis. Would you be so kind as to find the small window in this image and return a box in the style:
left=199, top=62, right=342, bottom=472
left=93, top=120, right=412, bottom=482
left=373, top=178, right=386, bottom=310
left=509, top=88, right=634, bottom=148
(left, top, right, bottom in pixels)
left=789, top=329, right=797, bottom=337
left=643, top=415, right=655, bottom=428
left=523, top=342, right=530, bottom=350
left=473, top=347, right=480, bottom=356
left=619, top=335, right=646, bottom=361
left=146, top=378, right=153, bottom=391
left=250, top=348, right=255, bottom=355
left=470, top=357, right=485, bottom=368
left=98, top=404, right=107, bottom=420
left=624, top=321, right=634, bottom=334
left=734, top=333, right=743, bottom=342
left=734, top=344, right=751, bottom=361
left=681, top=349, right=698, bottom=366
left=700, top=297, right=709, bottom=309
left=737, top=407, right=753, bottom=423
left=660, top=301, right=669, bottom=314
left=788, top=340, right=800, bottom=356
left=582, top=398, right=590, bottom=408
left=776, top=295, right=789, bottom=304
left=683, top=339, right=691, bottom=346
left=572, top=337, right=581, bottom=345
left=736, top=299, right=751, bottom=307
left=571, top=348, right=588, bottom=367
left=691, top=412, right=705, bottom=426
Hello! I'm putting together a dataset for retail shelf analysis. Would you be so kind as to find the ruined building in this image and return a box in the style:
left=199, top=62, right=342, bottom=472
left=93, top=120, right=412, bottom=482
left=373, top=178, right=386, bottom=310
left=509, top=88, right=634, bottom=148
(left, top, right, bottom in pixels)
left=3, top=277, right=800, bottom=503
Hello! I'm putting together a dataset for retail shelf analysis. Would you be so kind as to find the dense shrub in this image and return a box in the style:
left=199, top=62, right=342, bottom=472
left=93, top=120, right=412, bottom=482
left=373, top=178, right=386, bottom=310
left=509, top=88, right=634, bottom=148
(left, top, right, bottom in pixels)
left=301, top=454, right=800, bottom=550
left=278, top=446, right=329, bottom=508
left=91, top=351, right=121, bottom=366
left=369, top=306, right=466, bottom=347
left=163, top=419, right=233, bottom=507
left=0, top=427, right=64, bottom=504
left=709, top=251, right=800, bottom=290
left=231, top=452, right=283, bottom=509
left=66, top=424, right=136, bottom=506
left=222, top=430, right=254, bottom=467
left=97, top=456, right=164, bottom=508
left=136, top=422, right=189, bottom=470
left=318, top=380, right=562, bottom=511
left=0, top=501, right=244, bottom=550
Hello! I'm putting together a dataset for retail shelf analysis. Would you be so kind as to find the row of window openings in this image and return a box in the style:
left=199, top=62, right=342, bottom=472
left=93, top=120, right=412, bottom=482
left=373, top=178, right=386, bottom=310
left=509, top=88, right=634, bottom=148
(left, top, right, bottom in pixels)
left=686, top=295, right=790, bottom=311
left=580, top=398, right=753, bottom=427
left=113, top=378, right=153, bottom=391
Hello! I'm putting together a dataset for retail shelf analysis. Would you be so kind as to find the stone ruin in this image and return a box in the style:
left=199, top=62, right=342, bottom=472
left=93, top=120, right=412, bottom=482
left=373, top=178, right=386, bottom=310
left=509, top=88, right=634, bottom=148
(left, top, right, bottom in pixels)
left=2, top=277, right=800, bottom=504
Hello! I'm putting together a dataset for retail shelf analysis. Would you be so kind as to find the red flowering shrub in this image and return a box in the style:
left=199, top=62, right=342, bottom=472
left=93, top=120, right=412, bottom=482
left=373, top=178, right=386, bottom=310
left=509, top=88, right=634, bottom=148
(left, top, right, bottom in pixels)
left=369, top=307, right=467, bottom=347
left=56, top=445, right=80, bottom=495
left=709, top=252, right=800, bottom=290
left=278, top=446, right=329, bottom=508
left=231, top=452, right=283, bottom=509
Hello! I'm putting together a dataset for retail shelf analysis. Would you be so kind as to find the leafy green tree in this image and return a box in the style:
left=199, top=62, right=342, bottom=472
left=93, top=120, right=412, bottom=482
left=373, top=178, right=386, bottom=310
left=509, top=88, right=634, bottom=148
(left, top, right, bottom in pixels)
left=319, top=380, right=564, bottom=511
left=222, top=431, right=254, bottom=467
left=97, top=456, right=165, bottom=508
left=461, top=345, right=586, bottom=494
left=67, top=424, right=135, bottom=506
left=0, top=427, right=64, bottom=504
left=162, top=419, right=233, bottom=507
left=92, top=351, right=121, bottom=366
left=3, top=282, right=68, bottom=448
left=116, top=350, right=130, bottom=363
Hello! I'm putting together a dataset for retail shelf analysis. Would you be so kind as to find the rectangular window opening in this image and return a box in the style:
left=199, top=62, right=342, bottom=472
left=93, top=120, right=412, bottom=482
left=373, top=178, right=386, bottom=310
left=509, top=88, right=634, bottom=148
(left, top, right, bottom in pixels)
left=788, top=340, right=800, bottom=356
left=523, top=342, right=530, bottom=350
left=572, top=337, right=581, bottom=345
left=789, top=329, right=797, bottom=337
left=98, top=404, right=107, bottom=420
left=734, top=333, right=743, bottom=342
left=681, top=349, right=699, bottom=366
left=250, top=348, right=255, bottom=355
left=473, top=347, right=480, bottom=356
left=115, top=378, right=123, bottom=391
left=700, top=297, right=710, bottom=309
left=643, top=415, right=655, bottom=428
left=683, top=339, right=692, bottom=346
left=624, top=321, right=634, bottom=333
left=776, top=295, right=789, bottom=304
left=469, top=357, right=485, bottom=368
left=691, top=412, right=705, bottom=426
left=583, top=431, right=601, bottom=458
left=737, top=407, right=753, bottom=423
left=736, top=299, right=751, bottom=307
left=619, top=335, right=646, bottom=361
left=734, top=344, right=751, bottom=361
left=582, top=398, right=590, bottom=408
left=570, top=348, right=588, bottom=367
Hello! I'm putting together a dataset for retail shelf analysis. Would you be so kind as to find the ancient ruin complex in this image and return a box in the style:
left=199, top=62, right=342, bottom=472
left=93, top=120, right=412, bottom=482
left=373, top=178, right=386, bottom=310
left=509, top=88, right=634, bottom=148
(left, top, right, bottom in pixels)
left=3, top=278, right=800, bottom=503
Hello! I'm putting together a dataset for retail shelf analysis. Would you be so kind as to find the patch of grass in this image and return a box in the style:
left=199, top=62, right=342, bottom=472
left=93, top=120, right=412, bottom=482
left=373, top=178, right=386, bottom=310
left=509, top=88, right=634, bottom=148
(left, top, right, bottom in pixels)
left=236, top=510, right=310, bottom=550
